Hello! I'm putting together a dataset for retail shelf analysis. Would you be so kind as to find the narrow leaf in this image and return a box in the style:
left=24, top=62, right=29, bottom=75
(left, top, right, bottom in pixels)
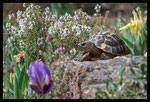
left=22, top=76, right=26, bottom=92
left=120, top=35, right=133, bottom=50
left=14, top=75, right=19, bottom=99
left=14, top=62, right=20, bottom=79
left=95, top=91, right=109, bottom=99
left=120, top=17, right=127, bottom=25
left=18, top=66, right=25, bottom=90
left=130, top=67, right=136, bottom=75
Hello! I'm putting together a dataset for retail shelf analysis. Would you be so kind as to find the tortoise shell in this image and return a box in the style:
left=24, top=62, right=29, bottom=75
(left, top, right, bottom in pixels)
left=89, top=31, right=131, bottom=55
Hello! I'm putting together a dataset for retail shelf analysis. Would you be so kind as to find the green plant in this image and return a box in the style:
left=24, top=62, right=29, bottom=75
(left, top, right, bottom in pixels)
left=95, top=64, right=147, bottom=99
left=3, top=3, right=147, bottom=99
left=8, top=52, right=31, bottom=99
left=119, top=7, right=147, bottom=56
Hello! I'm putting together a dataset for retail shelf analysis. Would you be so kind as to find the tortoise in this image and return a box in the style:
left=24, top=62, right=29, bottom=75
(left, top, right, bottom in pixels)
left=78, top=31, right=131, bottom=61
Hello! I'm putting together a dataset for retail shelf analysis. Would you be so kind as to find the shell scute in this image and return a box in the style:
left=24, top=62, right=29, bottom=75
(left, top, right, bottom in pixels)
left=90, top=31, right=131, bottom=55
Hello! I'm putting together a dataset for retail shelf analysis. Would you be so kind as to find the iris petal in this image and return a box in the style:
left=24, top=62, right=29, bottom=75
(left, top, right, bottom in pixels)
left=132, top=10, right=139, bottom=21
left=43, top=80, right=53, bottom=94
left=30, top=84, right=42, bottom=94
left=28, top=61, right=53, bottom=94
left=119, top=8, right=144, bottom=35
left=119, top=23, right=131, bottom=30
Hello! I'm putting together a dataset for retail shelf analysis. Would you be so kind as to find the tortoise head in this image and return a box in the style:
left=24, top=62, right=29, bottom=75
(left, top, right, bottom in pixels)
left=78, top=41, right=96, bottom=52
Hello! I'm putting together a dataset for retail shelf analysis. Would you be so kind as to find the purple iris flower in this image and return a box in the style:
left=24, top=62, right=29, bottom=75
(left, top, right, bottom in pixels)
left=28, top=61, right=53, bottom=94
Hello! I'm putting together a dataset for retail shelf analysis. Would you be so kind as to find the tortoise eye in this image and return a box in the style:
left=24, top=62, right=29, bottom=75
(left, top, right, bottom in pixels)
left=80, top=42, right=86, bottom=46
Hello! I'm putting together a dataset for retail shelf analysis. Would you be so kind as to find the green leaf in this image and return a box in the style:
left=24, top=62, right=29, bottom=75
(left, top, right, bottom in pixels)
left=121, top=65, right=125, bottom=77
left=117, top=12, right=121, bottom=28
left=9, top=88, right=14, bottom=94
left=26, top=95, right=32, bottom=99
left=143, top=27, right=147, bottom=41
left=136, top=76, right=146, bottom=80
left=133, top=44, right=138, bottom=55
left=130, top=67, right=136, bottom=75
left=140, top=39, right=145, bottom=56
left=15, top=45, right=20, bottom=53
left=10, top=50, right=15, bottom=62
left=22, top=76, right=26, bottom=92
left=9, top=79, right=14, bottom=94
left=131, top=34, right=139, bottom=55
left=14, top=75, right=19, bottom=99
left=14, top=62, right=20, bottom=79
left=119, top=78, right=124, bottom=86
left=18, top=66, right=26, bottom=90
left=120, top=17, right=127, bottom=25
left=120, top=35, right=133, bottom=51
left=9, top=82, right=14, bottom=91
left=137, top=35, right=142, bottom=54
left=64, top=4, right=74, bottom=16
left=140, top=64, right=146, bottom=76
left=106, top=78, right=116, bottom=93
left=142, top=27, right=147, bottom=54
left=144, top=16, right=147, bottom=30
left=95, top=91, right=109, bottom=99
left=120, top=64, right=125, bottom=85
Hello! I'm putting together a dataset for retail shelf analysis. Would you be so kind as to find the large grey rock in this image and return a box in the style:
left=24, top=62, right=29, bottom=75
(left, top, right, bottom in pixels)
left=69, top=55, right=147, bottom=99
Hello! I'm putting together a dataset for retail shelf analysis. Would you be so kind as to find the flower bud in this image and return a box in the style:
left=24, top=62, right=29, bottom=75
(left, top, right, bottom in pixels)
left=28, top=61, right=53, bottom=94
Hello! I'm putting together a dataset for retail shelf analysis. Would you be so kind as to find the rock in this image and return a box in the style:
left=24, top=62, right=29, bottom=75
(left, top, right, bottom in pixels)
left=68, top=55, right=147, bottom=99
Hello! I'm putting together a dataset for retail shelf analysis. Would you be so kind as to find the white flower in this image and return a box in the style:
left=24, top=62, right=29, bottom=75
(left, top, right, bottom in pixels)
left=45, top=7, right=50, bottom=11
left=37, top=37, right=43, bottom=46
left=17, top=10, right=22, bottom=18
left=86, top=26, right=91, bottom=32
left=11, top=26, right=17, bottom=31
left=59, top=16, right=64, bottom=20
left=8, top=38, right=11, bottom=43
left=94, top=13, right=98, bottom=17
left=30, top=4, right=33, bottom=8
left=18, top=19, right=26, bottom=30
left=85, top=15, right=91, bottom=20
left=72, top=25, right=80, bottom=32
left=65, top=56, right=70, bottom=61
left=6, top=23, right=10, bottom=28
left=28, top=21, right=35, bottom=30
left=26, top=13, right=31, bottom=18
left=62, top=28, right=70, bottom=38
left=52, top=15, right=56, bottom=20
left=76, top=31, right=81, bottom=36
left=23, top=3, right=26, bottom=7
left=81, top=25, right=86, bottom=31
left=20, top=40, right=26, bottom=49
left=64, top=13, right=72, bottom=20
left=94, top=4, right=101, bottom=13
left=70, top=48, right=76, bottom=54
left=54, top=21, right=63, bottom=29
left=54, top=49, right=59, bottom=54
left=8, top=14, right=13, bottom=20
left=17, top=30, right=23, bottom=37
left=48, top=26, right=56, bottom=36
left=73, top=15, right=79, bottom=20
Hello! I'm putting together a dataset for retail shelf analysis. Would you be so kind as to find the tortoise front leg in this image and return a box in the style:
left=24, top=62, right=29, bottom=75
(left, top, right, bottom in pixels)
left=81, top=51, right=87, bottom=56
left=80, top=52, right=91, bottom=62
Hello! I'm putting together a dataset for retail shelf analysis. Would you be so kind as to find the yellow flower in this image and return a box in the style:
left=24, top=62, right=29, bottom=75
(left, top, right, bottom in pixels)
left=14, top=52, right=25, bottom=64
left=17, top=52, right=25, bottom=58
left=119, top=7, right=144, bottom=34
